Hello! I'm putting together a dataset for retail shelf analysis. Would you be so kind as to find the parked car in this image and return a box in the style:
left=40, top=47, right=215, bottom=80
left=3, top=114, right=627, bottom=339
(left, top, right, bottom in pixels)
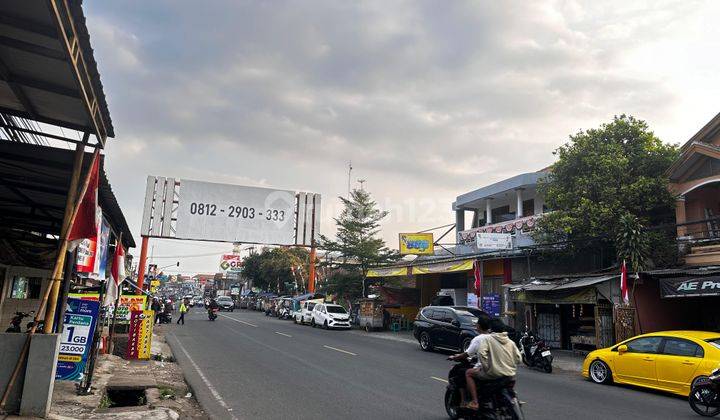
left=216, top=296, right=234, bottom=312
left=413, top=306, right=480, bottom=352
left=452, top=306, right=519, bottom=343
left=294, top=301, right=317, bottom=325
left=311, top=303, right=351, bottom=329
left=583, top=330, right=720, bottom=397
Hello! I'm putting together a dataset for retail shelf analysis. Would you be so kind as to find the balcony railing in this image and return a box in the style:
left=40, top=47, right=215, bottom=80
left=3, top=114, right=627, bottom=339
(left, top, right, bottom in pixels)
left=458, top=214, right=542, bottom=245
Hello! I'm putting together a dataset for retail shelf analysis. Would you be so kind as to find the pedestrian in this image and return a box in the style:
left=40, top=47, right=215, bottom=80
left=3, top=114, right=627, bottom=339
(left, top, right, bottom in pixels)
left=177, top=298, right=189, bottom=325
left=151, top=297, right=162, bottom=324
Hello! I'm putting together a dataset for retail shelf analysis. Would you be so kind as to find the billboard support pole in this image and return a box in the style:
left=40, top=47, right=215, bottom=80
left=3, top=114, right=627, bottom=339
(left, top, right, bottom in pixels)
left=136, top=236, right=149, bottom=292
left=308, top=245, right=316, bottom=294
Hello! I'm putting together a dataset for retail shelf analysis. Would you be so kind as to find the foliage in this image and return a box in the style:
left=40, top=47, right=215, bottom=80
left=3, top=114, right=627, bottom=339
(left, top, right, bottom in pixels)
left=534, top=115, right=679, bottom=266
left=615, top=213, right=649, bottom=272
left=319, top=269, right=363, bottom=301
left=242, top=247, right=309, bottom=292
left=320, top=188, right=399, bottom=298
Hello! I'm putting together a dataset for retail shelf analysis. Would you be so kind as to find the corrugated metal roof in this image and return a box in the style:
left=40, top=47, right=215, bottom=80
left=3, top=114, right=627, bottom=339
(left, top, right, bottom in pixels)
left=510, top=274, right=617, bottom=292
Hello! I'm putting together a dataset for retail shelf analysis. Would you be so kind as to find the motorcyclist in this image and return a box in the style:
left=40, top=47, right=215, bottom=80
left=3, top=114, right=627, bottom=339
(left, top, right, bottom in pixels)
left=207, top=298, right=219, bottom=315
left=450, top=313, right=522, bottom=411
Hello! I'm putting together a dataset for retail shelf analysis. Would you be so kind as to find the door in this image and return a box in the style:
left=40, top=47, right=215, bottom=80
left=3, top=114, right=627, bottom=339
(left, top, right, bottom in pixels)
left=439, top=310, right=462, bottom=350
left=613, top=336, right=662, bottom=387
left=656, top=337, right=703, bottom=392
left=427, top=309, right=446, bottom=346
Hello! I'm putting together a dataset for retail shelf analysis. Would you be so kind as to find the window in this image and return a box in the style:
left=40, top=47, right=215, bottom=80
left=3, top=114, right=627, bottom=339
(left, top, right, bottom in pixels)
left=326, top=306, right=347, bottom=314
left=662, top=338, right=704, bottom=358
left=625, top=337, right=662, bottom=354
left=315, top=304, right=323, bottom=312
left=522, top=199, right=534, bottom=217
left=307, top=303, right=316, bottom=310
left=491, top=205, right=514, bottom=223
left=9, top=276, right=42, bottom=299
left=433, top=309, right=454, bottom=323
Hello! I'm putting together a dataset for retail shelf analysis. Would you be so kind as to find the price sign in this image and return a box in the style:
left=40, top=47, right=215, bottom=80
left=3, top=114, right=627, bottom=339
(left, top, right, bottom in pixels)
left=56, top=298, right=99, bottom=381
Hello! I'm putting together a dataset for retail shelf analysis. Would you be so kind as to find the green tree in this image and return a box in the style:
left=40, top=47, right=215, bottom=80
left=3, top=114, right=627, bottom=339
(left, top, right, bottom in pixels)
left=320, top=188, right=399, bottom=298
left=242, top=247, right=309, bottom=292
left=535, top=115, right=680, bottom=267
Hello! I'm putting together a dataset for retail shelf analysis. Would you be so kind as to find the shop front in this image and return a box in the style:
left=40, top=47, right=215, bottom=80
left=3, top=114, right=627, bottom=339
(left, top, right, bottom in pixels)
left=510, top=275, right=619, bottom=351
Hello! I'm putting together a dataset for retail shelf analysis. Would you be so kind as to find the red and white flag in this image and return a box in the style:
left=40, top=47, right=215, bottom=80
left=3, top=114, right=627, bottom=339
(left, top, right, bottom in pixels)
left=620, top=260, right=629, bottom=305
left=105, top=239, right=126, bottom=306
left=473, top=260, right=482, bottom=308
left=67, top=152, right=100, bottom=249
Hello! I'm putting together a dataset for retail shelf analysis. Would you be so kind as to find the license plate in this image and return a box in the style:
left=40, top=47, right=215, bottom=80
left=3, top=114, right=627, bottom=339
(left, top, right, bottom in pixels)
left=541, top=350, right=551, bottom=357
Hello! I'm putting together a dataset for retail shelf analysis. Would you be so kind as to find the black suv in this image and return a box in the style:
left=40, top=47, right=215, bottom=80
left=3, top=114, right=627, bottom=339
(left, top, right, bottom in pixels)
left=413, top=306, right=516, bottom=353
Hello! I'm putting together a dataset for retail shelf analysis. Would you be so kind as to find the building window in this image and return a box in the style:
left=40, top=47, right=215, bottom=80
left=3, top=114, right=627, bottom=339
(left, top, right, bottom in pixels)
left=522, top=199, right=534, bottom=217
left=9, top=276, right=42, bottom=299
left=491, top=205, right=514, bottom=223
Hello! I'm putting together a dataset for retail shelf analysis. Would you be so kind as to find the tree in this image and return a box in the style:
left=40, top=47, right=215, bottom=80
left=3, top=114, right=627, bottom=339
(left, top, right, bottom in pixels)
left=534, top=115, right=680, bottom=267
left=242, top=247, right=309, bottom=292
left=320, top=188, right=399, bottom=298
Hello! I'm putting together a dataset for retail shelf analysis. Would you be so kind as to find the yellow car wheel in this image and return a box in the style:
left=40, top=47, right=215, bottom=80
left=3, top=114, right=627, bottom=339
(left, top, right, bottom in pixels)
left=589, top=360, right=612, bottom=384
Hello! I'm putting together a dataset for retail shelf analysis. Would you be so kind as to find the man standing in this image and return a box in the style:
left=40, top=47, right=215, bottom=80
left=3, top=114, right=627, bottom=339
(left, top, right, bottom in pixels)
left=151, top=298, right=162, bottom=324
left=450, top=314, right=521, bottom=410
left=177, top=298, right=189, bottom=325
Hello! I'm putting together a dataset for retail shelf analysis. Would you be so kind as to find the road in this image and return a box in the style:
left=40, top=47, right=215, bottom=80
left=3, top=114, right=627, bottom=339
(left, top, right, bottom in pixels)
left=167, top=309, right=694, bottom=420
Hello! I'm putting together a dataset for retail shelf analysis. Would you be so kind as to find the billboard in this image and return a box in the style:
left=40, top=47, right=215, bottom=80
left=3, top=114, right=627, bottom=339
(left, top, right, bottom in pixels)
left=399, top=233, right=434, bottom=255
left=476, top=232, right=513, bottom=250
left=220, top=254, right=242, bottom=272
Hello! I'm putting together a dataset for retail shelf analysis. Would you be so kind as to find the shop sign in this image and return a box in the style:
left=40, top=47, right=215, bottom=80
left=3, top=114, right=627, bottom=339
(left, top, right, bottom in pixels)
left=69, top=293, right=146, bottom=321
left=399, top=233, right=434, bottom=255
left=481, top=293, right=501, bottom=317
left=126, top=310, right=154, bottom=360
left=660, top=276, right=720, bottom=298
left=56, top=298, right=99, bottom=381
left=476, top=232, right=512, bottom=250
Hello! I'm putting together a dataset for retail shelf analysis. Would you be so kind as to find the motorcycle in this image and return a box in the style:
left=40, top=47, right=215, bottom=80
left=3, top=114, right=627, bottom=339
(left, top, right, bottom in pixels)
left=278, top=306, right=292, bottom=320
left=445, top=356, right=525, bottom=420
left=519, top=328, right=553, bottom=373
left=689, top=366, right=720, bottom=417
left=6, top=311, right=34, bottom=333
left=208, top=308, right=219, bottom=321
left=157, top=312, right=173, bottom=324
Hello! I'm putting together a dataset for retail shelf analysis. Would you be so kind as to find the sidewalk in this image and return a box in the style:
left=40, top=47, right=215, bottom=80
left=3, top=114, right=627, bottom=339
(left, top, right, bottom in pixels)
left=43, top=324, right=208, bottom=420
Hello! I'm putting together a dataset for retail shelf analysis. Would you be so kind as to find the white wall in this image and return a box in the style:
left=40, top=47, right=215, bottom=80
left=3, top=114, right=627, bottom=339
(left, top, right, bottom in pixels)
left=0, top=266, right=51, bottom=327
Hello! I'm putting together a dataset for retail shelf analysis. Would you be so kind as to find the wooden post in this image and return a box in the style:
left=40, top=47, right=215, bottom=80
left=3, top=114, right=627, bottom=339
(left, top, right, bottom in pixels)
left=44, top=135, right=87, bottom=331
left=0, top=148, right=98, bottom=411
left=136, top=236, right=149, bottom=292
left=107, top=233, right=123, bottom=355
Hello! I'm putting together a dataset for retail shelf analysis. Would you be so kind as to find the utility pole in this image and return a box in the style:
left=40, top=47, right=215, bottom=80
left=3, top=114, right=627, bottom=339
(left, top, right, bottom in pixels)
left=358, top=179, right=366, bottom=190
left=347, top=161, right=352, bottom=198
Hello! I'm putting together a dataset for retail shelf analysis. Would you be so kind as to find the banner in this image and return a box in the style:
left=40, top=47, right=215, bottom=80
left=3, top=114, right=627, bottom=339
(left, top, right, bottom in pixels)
left=56, top=298, right=99, bottom=381
left=660, top=276, right=720, bottom=298
left=126, top=310, right=154, bottom=360
left=220, top=254, right=242, bottom=272
left=476, top=232, right=513, bottom=250
left=95, top=219, right=111, bottom=279
left=69, top=293, right=146, bottom=321
left=481, top=293, right=501, bottom=317
left=399, top=233, right=434, bottom=255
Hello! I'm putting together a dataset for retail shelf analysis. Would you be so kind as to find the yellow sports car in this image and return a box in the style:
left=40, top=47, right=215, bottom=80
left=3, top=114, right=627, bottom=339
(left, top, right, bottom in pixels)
left=582, top=331, right=720, bottom=396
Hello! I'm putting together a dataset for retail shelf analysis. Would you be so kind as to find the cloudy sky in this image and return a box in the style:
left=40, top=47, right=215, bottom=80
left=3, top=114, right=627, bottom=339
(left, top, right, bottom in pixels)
left=84, top=0, right=720, bottom=274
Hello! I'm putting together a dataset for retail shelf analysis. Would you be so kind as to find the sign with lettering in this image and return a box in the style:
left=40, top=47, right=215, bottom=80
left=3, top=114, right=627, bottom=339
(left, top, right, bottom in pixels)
left=476, top=232, right=513, bottom=250
left=399, top=233, right=434, bottom=255
left=482, top=293, right=501, bottom=317
left=660, top=276, right=720, bottom=298
left=56, top=298, right=99, bottom=381
left=126, top=310, right=154, bottom=360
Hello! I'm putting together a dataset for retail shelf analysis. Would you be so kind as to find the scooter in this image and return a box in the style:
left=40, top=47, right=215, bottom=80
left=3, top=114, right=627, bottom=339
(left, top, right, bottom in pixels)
left=689, top=366, right=720, bottom=417
left=444, top=356, right=525, bottom=420
left=208, top=308, right=219, bottom=321
left=157, top=312, right=173, bottom=324
left=519, top=328, right=553, bottom=373
left=6, top=311, right=34, bottom=333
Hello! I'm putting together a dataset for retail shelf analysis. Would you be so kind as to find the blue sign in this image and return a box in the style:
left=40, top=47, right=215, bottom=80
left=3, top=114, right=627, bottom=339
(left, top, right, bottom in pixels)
left=56, top=298, right=99, bottom=381
left=481, top=293, right=501, bottom=317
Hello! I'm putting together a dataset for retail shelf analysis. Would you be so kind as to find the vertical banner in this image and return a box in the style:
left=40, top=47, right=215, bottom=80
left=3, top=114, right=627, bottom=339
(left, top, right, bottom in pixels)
left=95, top=219, right=111, bottom=279
left=56, top=298, right=99, bottom=381
left=126, top=310, right=154, bottom=360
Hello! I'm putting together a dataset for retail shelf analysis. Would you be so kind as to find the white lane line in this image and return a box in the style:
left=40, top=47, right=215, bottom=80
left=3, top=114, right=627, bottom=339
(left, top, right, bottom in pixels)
left=275, top=331, right=292, bottom=338
left=173, top=337, right=238, bottom=420
left=430, top=376, right=448, bottom=383
left=218, top=313, right=258, bottom=327
left=323, top=345, right=357, bottom=356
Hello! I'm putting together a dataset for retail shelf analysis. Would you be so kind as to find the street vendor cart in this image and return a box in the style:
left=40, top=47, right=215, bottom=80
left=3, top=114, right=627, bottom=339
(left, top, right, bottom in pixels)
left=358, top=298, right=385, bottom=332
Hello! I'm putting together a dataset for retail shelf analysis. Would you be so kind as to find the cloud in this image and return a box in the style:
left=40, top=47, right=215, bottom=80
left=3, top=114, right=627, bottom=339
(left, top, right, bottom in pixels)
left=85, top=0, right=720, bottom=272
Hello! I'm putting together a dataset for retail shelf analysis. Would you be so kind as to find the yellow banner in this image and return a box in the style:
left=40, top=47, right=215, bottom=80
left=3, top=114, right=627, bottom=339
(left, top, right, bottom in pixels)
left=399, top=233, right=434, bottom=255
left=366, top=267, right=409, bottom=278
left=412, top=259, right=474, bottom=275
left=57, top=354, right=82, bottom=362
left=137, top=310, right=154, bottom=360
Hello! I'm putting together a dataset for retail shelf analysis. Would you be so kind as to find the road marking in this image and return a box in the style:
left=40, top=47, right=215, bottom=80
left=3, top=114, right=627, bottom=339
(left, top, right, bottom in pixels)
left=323, top=345, right=357, bottom=356
left=173, top=337, right=238, bottom=420
left=430, top=376, right=448, bottom=383
left=219, top=313, right=258, bottom=327
left=275, top=331, right=292, bottom=338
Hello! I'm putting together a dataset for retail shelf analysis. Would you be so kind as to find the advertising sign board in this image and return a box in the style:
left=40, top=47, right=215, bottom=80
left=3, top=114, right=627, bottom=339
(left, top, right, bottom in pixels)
left=660, top=276, right=720, bottom=298
left=56, top=298, right=99, bottom=381
left=175, top=180, right=296, bottom=244
left=69, top=293, right=146, bottom=321
left=481, top=293, right=501, bottom=317
left=126, top=310, right=154, bottom=360
left=476, top=232, right=513, bottom=250
left=399, top=233, right=434, bottom=255
left=220, top=254, right=242, bottom=272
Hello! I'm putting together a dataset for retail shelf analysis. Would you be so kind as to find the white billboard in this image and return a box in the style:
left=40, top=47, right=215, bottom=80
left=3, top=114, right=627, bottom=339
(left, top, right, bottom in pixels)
left=174, top=180, right=296, bottom=244
left=476, top=232, right=513, bottom=250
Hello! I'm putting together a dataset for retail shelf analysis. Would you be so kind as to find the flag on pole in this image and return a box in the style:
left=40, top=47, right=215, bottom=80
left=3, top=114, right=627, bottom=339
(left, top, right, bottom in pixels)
left=105, top=238, right=125, bottom=306
left=473, top=260, right=482, bottom=308
left=67, top=152, right=100, bottom=249
left=620, top=260, right=629, bottom=305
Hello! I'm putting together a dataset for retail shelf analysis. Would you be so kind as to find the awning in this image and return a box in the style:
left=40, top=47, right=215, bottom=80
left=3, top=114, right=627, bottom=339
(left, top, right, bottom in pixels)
left=367, top=267, right=409, bottom=278
left=412, top=259, right=474, bottom=275
left=510, top=275, right=616, bottom=292
left=509, top=275, right=617, bottom=305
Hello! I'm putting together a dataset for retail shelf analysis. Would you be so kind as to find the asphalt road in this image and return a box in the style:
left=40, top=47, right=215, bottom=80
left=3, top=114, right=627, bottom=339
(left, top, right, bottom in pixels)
left=167, top=309, right=695, bottom=420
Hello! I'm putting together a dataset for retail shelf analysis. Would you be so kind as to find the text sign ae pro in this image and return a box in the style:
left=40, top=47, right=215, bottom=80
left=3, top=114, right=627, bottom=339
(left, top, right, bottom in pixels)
left=175, top=180, right=296, bottom=244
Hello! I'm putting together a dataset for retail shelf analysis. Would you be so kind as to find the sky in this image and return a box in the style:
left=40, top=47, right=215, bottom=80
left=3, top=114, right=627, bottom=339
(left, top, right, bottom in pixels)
left=83, top=0, right=720, bottom=275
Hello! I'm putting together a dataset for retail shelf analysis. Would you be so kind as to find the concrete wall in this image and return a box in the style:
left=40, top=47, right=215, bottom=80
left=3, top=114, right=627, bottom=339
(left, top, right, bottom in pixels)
left=0, top=333, right=61, bottom=417
left=0, top=266, right=51, bottom=327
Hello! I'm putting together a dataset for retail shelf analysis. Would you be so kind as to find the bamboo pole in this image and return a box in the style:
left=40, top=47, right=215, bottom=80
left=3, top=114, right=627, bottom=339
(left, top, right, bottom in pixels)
left=0, top=149, right=99, bottom=411
left=107, top=233, right=123, bottom=355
